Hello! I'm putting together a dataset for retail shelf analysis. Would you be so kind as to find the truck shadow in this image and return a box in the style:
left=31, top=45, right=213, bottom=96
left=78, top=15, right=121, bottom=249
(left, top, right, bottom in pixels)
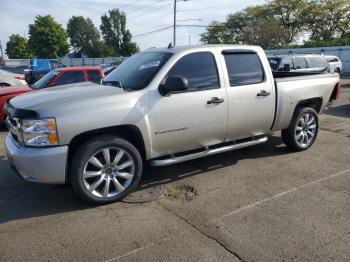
left=325, top=104, right=350, bottom=118
left=0, top=134, right=291, bottom=224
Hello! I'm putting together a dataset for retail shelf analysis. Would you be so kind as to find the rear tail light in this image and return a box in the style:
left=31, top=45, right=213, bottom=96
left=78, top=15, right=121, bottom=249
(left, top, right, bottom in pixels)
left=331, top=82, right=341, bottom=101
left=14, top=76, right=25, bottom=80
left=335, top=82, right=341, bottom=100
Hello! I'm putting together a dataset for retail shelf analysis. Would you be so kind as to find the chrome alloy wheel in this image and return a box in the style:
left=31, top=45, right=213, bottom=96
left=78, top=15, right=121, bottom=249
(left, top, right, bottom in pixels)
left=83, top=147, right=135, bottom=198
left=295, top=112, right=317, bottom=148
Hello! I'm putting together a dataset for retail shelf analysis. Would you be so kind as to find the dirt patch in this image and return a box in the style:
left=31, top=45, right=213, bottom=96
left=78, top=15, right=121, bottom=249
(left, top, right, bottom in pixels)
left=122, top=185, right=164, bottom=203
left=163, top=185, right=198, bottom=201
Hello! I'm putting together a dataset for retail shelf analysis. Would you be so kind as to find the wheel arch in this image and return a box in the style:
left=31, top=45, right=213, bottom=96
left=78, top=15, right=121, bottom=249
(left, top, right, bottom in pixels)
left=67, top=125, right=146, bottom=182
left=295, top=97, right=323, bottom=114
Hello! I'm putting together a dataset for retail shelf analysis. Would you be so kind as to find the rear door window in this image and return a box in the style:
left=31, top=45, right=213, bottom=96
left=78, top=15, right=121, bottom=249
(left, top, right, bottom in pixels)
left=307, top=57, right=328, bottom=68
left=55, top=71, right=85, bottom=86
left=223, top=52, right=264, bottom=86
left=87, top=70, right=102, bottom=83
left=279, top=58, right=293, bottom=70
left=293, top=57, right=308, bottom=69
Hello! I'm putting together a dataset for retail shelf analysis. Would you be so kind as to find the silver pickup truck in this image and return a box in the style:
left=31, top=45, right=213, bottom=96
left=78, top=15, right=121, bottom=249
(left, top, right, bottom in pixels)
left=4, top=45, right=340, bottom=204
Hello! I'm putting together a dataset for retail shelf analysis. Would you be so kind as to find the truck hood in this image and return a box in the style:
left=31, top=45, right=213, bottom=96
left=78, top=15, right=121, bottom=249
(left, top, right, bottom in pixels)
left=0, top=86, right=31, bottom=96
left=9, top=82, right=125, bottom=112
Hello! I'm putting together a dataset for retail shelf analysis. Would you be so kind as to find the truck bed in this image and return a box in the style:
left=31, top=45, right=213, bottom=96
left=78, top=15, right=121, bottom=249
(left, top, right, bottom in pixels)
left=271, top=73, right=340, bottom=131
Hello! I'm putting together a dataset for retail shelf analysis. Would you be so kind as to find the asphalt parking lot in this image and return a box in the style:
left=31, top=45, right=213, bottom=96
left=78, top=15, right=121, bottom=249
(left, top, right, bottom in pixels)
left=0, top=79, right=349, bottom=262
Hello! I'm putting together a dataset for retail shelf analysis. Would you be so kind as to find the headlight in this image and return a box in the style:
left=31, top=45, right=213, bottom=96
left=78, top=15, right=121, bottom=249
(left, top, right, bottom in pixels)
left=21, top=118, right=59, bottom=147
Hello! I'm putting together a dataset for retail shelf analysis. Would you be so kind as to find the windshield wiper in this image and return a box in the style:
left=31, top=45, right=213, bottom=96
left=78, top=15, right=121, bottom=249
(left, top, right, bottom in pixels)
left=101, top=80, right=134, bottom=92
left=102, top=80, right=124, bottom=89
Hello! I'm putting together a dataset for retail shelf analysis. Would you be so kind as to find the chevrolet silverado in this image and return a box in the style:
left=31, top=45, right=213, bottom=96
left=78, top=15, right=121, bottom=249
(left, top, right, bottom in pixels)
left=4, top=45, right=340, bottom=204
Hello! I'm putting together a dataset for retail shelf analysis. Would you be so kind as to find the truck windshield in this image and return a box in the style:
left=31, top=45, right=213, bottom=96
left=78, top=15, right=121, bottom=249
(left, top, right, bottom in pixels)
left=103, top=52, right=173, bottom=90
left=32, top=70, right=59, bottom=90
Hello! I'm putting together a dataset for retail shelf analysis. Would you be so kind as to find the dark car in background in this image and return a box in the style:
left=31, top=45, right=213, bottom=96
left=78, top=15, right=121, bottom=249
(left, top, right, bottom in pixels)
left=267, top=54, right=330, bottom=74
left=24, top=59, right=66, bottom=84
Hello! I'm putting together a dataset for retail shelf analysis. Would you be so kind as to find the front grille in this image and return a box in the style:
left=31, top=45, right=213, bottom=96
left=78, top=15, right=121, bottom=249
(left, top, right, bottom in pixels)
left=6, top=117, right=22, bottom=145
left=9, top=117, right=17, bottom=128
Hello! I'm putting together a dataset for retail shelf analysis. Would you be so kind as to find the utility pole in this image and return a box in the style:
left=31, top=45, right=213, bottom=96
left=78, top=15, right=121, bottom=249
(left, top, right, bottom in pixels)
left=173, top=0, right=189, bottom=46
left=173, top=0, right=177, bottom=46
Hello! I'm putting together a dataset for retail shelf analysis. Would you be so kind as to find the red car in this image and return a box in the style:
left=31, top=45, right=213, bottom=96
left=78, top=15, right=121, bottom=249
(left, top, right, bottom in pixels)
left=0, top=67, right=104, bottom=124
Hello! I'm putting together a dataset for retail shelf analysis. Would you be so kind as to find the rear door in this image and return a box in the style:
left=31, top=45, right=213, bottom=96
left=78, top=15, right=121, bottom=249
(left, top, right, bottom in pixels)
left=148, top=51, right=227, bottom=156
left=222, top=50, right=275, bottom=141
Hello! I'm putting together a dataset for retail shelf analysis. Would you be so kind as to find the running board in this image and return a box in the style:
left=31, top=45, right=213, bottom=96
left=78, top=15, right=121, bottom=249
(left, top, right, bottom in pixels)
left=150, top=136, right=268, bottom=167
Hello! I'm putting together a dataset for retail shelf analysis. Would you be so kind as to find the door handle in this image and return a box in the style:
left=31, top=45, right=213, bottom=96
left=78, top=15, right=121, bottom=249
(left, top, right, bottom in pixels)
left=207, top=97, right=224, bottom=104
left=257, top=90, right=271, bottom=97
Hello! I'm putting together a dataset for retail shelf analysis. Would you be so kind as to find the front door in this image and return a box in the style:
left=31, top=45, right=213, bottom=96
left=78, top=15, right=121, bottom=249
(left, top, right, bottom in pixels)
left=148, top=51, right=227, bottom=158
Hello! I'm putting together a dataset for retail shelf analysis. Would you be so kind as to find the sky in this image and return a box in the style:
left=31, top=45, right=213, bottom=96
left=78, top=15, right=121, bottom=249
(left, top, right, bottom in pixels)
left=0, top=0, right=267, bottom=56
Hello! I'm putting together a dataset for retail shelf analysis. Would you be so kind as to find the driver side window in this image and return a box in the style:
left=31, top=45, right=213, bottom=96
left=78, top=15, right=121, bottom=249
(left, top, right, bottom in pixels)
left=167, top=52, right=220, bottom=92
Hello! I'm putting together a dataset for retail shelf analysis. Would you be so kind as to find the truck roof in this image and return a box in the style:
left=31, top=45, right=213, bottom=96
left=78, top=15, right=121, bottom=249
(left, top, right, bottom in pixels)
left=267, top=54, right=326, bottom=58
left=144, top=44, right=261, bottom=54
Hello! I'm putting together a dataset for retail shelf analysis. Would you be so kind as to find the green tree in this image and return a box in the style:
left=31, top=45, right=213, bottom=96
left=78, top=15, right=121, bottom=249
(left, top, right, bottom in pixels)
left=5, top=34, right=32, bottom=59
left=241, top=20, right=289, bottom=49
left=28, top=15, right=69, bottom=58
left=100, top=9, right=139, bottom=56
left=269, top=0, right=310, bottom=43
left=201, top=5, right=288, bottom=48
left=67, top=16, right=103, bottom=57
left=86, top=41, right=115, bottom=57
left=306, top=0, right=350, bottom=41
left=200, top=21, right=228, bottom=44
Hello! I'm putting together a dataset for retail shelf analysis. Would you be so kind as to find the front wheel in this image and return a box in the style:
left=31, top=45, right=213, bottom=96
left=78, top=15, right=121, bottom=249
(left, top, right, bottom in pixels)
left=281, top=107, right=319, bottom=151
left=70, top=136, right=143, bottom=204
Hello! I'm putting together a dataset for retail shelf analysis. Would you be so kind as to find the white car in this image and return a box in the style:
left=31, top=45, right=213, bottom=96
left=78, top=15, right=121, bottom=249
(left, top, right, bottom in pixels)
left=0, top=69, right=27, bottom=87
left=325, top=56, right=342, bottom=74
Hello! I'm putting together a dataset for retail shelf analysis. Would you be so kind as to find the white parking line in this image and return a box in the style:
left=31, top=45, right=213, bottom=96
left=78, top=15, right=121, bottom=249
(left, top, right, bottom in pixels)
left=210, top=168, right=350, bottom=224
left=105, top=237, right=172, bottom=262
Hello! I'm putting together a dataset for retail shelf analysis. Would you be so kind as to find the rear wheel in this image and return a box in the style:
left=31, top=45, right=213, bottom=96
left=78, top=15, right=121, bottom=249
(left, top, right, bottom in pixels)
left=282, top=107, right=319, bottom=151
left=70, top=135, right=143, bottom=204
left=335, top=68, right=341, bottom=74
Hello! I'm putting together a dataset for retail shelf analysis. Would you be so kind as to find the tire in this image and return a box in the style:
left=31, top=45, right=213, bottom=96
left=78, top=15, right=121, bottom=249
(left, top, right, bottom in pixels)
left=281, top=107, right=319, bottom=151
left=70, top=135, right=143, bottom=205
left=335, top=68, right=341, bottom=74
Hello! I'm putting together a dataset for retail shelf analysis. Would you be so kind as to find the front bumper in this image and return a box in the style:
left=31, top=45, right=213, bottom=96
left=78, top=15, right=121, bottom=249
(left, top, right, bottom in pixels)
left=5, top=134, right=68, bottom=184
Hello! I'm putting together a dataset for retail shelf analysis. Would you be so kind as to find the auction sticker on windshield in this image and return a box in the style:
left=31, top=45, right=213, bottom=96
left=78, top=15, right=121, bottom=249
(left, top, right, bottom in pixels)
left=139, top=61, right=160, bottom=70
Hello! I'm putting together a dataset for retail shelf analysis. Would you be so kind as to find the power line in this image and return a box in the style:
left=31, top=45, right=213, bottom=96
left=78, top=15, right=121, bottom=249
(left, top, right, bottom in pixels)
left=127, top=3, right=172, bottom=21
left=129, top=11, right=173, bottom=27
left=133, top=23, right=229, bottom=38
left=177, top=0, right=265, bottom=12
left=132, top=22, right=173, bottom=34
left=126, top=0, right=171, bottom=17
left=133, top=25, right=173, bottom=37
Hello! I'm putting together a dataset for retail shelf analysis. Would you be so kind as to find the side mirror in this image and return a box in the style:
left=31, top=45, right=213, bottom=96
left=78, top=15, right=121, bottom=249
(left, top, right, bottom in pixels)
left=159, top=76, right=188, bottom=96
left=283, top=64, right=291, bottom=72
